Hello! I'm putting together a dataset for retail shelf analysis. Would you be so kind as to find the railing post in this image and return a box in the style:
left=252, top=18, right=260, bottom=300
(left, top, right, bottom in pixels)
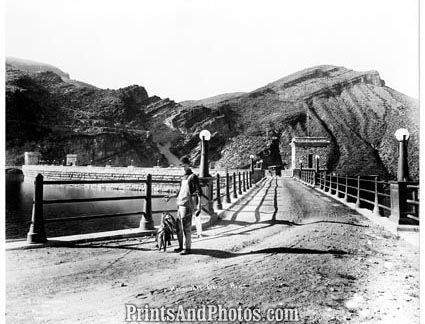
left=323, top=172, right=326, bottom=190
left=325, top=172, right=328, bottom=191
left=243, top=171, right=249, bottom=190
left=373, top=176, right=381, bottom=216
left=140, top=173, right=155, bottom=230
left=344, top=174, right=348, bottom=202
left=329, top=174, right=333, bottom=194
left=242, top=172, right=246, bottom=192
left=225, top=172, right=231, bottom=203
left=390, top=182, right=408, bottom=224
left=238, top=172, right=242, bottom=195
left=319, top=171, right=323, bottom=189
left=27, top=173, right=47, bottom=243
left=199, top=176, right=215, bottom=216
left=216, top=173, right=222, bottom=210
left=335, top=173, right=339, bottom=197
left=411, top=190, right=418, bottom=216
left=233, top=172, right=238, bottom=198
left=355, top=176, right=361, bottom=209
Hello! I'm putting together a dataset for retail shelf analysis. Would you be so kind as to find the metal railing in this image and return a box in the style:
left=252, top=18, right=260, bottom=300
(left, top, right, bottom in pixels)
left=212, top=170, right=256, bottom=210
left=405, top=183, right=420, bottom=222
left=27, top=169, right=265, bottom=243
left=296, top=169, right=419, bottom=226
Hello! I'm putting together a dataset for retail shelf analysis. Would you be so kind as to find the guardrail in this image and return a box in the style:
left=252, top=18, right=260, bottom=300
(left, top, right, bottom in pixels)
left=27, top=169, right=265, bottom=243
left=296, top=169, right=419, bottom=226
left=212, top=170, right=257, bottom=210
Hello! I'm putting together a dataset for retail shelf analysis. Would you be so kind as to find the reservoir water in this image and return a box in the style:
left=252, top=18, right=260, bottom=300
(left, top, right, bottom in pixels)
left=6, top=174, right=178, bottom=241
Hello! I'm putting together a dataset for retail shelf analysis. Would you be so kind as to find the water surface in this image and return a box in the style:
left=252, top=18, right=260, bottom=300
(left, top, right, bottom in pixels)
left=6, top=175, right=178, bottom=240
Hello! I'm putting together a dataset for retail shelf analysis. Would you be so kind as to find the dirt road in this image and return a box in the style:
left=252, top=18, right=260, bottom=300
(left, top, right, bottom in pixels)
left=6, top=178, right=419, bottom=323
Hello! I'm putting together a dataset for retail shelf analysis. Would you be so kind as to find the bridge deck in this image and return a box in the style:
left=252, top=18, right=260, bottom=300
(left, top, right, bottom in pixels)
left=6, top=177, right=419, bottom=323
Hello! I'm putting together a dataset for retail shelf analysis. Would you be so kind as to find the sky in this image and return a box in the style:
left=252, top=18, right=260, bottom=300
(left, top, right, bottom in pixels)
left=5, top=0, right=420, bottom=101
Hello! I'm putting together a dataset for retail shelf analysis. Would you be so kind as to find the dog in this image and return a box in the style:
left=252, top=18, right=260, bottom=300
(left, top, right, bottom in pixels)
left=155, top=212, right=176, bottom=251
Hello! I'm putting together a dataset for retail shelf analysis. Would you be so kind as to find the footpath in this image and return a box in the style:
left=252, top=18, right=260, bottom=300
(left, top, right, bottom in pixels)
left=6, top=177, right=419, bottom=323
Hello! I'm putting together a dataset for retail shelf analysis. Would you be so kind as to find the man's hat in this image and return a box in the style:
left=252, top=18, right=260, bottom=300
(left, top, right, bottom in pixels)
left=180, top=156, right=191, bottom=166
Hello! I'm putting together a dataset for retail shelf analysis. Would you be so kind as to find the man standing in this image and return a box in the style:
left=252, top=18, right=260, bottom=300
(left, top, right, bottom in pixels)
left=165, top=157, right=202, bottom=255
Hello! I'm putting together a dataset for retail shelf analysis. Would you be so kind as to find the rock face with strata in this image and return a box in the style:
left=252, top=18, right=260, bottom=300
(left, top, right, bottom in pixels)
left=5, top=60, right=419, bottom=180
left=199, top=66, right=418, bottom=179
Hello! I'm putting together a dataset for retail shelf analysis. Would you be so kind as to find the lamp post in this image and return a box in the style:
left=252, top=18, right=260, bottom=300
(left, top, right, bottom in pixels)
left=394, top=128, right=410, bottom=182
left=198, top=130, right=215, bottom=215
left=315, top=155, right=320, bottom=173
left=299, top=159, right=303, bottom=170
left=199, top=130, right=211, bottom=177
left=249, top=154, right=255, bottom=172
left=249, top=154, right=255, bottom=184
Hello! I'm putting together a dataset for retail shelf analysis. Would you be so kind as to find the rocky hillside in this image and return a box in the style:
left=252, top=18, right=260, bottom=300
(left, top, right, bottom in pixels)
left=180, top=92, right=245, bottom=108
left=6, top=60, right=419, bottom=180
left=6, top=63, right=166, bottom=166
left=185, top=66, right=419, bottom=179
left=6, top=57, right=71, bottom=80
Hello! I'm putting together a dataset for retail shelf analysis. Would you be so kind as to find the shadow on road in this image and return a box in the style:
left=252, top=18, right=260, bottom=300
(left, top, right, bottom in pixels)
left=230, top=178, right=271, bottom=222
left=253, top=178, right=274, bottom=222
left=287, top=220, right=369, bottom=228
left=58, top=241, right=153, bottom=251
left=187, top=247, right=348, bottom=259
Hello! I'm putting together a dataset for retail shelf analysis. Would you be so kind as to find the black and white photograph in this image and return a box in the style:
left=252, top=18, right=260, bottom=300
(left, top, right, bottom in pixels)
left=3, top=0, right=421, bottom=323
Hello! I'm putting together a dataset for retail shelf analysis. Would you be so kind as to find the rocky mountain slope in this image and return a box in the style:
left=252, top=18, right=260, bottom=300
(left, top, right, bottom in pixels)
left=180, top=92, right=245, bottom=108
left=6, top=57, right=71, bottom=80
left=197, top=66, right=419, bottom=179
left=5, top=60, right=419, bottom=180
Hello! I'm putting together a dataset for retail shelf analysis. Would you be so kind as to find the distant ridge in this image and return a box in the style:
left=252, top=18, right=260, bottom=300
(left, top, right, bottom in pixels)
left=6, top=56, right=99, bottom=89
left=5, top=61, right=419, bottom=179
left=180, top=92, right=245, bottom=108
left=6, top=56, right=71, bottom=80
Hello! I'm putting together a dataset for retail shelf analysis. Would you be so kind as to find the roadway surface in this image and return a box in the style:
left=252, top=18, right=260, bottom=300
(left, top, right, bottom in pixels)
left=6, top=177, right=419, bottom=323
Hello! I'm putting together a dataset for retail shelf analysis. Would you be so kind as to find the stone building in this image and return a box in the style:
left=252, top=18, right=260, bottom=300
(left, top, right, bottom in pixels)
left=290, top=137, right=331, bottom=170
left=66, top=154, right=78, bottom=166
left=24, top=152, right=41, bottom=165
